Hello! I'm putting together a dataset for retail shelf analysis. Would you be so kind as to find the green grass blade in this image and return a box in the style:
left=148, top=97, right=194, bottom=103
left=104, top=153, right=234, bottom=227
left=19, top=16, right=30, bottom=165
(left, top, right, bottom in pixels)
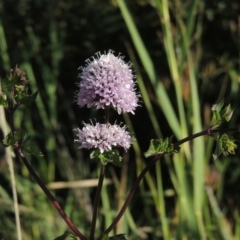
left=0, top=19, right=10, bottom=70
left=155, top=161, right=170, bottom=239
left=117, top=0, right=181, bottom=139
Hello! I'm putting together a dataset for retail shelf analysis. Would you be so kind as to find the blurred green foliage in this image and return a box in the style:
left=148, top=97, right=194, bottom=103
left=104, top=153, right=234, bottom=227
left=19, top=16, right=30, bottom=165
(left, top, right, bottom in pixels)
left=0, top=0, right=240, bottom=239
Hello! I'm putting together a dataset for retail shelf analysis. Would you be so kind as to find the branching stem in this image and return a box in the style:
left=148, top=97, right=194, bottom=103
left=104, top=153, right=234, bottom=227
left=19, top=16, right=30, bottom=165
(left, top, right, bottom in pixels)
left=104, top=126, right=239, bottom=234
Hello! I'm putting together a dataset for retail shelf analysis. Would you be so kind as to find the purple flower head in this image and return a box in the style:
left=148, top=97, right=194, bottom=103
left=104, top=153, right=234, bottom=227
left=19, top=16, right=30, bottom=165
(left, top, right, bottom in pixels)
left=74, top=122, right=132, bottom=153
left=77, top=50, right=140, bottom=114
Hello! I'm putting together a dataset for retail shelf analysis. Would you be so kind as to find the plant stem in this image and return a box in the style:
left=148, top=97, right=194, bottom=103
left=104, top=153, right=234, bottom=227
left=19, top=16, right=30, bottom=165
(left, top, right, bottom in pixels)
left=89, top=164, right=106, bottom=240
left=104, top=155, right=159, bottom=234
left=17, top=148, right=87, bottom=240
left=89, top=107, right=109, bottom=239
left=174, top=127, right=239, bottom=147
left=104, top=126, right=240, bottom=234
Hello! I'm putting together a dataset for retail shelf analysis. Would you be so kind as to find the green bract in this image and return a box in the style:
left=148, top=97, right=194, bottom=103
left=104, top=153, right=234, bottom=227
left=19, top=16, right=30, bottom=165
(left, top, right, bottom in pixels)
left=90, top=149, right=122, bottom=167
left=144, top=137, right=180, bottom=158
left=211, top=99, right=233, bottom=129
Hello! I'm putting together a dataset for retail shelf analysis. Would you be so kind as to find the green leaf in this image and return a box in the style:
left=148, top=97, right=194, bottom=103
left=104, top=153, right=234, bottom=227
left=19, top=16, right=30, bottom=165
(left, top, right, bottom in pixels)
left=211, top=99, right=224, bottom=112
left=109, top=149, right=123, bottom=167
left=211, top=100, right=234, bottom=128
left=22, top=140, right=44, bottom=157
left=211, top=110, right=222, bottom=129
left=2, top=130, right=43, bottom=157
left=90, top=149, right=101, bottom=160
left=2, top=130, right=26, bottom=147
left=223, top=104, right=234, bottom=122
left=162, top=137, right=169, bottom=149
left=109, top=234, right=127, bottom=240
left=144, top=139, right=162, bottom=158
left=54, top=231, right=79, bottom=240
left=144, top=137, right=180, bottom=158
left=18, top=90, right=38, bottom=106
left=211, top=99, right=225, bottom=128
left=212, top=140, right=222, bottom=161
left=90, top=149, right=122, bottom=166
left=0, top=92, right=8, bottom=107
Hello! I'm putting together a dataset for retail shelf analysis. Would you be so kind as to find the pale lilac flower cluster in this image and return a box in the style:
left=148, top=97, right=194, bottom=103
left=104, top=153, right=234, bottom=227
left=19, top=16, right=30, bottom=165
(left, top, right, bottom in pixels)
left=74, top=123, right=131, bottom=153
left=77, top=51, right=139, bottom=114
left=75, top=50, right=140, bottom=153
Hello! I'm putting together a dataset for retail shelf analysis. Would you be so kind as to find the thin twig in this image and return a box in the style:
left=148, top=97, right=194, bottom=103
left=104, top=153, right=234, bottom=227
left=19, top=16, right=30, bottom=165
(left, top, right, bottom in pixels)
left=104, top=126, right=239, bottom=234
left=89, top=164, right=106, bottom=240
left=104, top=155, right=159, bottom=234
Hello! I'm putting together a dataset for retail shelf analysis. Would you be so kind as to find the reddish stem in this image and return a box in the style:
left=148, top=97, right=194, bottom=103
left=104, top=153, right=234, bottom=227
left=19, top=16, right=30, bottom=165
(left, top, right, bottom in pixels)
left=17, top=148, right=87, bottom=240
left=104, top=126, right=239, bottom=234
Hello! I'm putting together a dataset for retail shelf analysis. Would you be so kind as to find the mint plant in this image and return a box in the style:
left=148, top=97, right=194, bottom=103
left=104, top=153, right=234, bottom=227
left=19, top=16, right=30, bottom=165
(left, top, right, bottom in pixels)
left=0, top=53, right=239, bottom=240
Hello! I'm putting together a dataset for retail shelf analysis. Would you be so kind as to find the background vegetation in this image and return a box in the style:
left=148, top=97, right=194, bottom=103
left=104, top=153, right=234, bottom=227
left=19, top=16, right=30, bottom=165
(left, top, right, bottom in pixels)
left=0, top=0, right=240, bottom=239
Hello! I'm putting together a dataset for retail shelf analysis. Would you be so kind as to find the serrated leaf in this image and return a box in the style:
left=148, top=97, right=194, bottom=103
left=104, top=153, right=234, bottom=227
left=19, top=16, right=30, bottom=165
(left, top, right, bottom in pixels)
left=162, top=138, right=169, bottom=149
left=211, top=99, right=224, bottom=128
left=2, top=130, right=43, bottom=157
left=2, top=130, right=26, bottom=147
left=18, top=91, right=38, bottom=106
left=211, top=111, right=222, bottom=129
left=54, top=231, right=79, bottom=240
left=22, top=140, right=43, bottom=157
left=223, top=104, right=233, bottom=122
left=90, top=149, right=122, bottom=166
left=2, top=133, right=14, bottom=147
left=0, top=92, right=8, bottom=107
left=110, top=149, right=123, bottom=167
left=99, top=155, right=109, bottom=165
left=90, top=149, right=101, bottom=160
left=211, top=100, right=235, bottom=128
left=144, top=139, right=162, bottom=158
left=212, top=142, right=222, bottom=161
left=211, top=99, right=224, bottom=112
left=144, top=138, right=180, bottom=158
left=109, top=234, right=127, bottom=240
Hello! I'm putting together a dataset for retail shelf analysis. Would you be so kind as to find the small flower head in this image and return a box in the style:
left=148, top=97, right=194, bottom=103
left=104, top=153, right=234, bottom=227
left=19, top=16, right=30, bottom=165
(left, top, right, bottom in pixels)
left=77, top=50, right=140, bottom=114
left=219, top=134, right=237, bottom=156
left=74, top=122, right=132, bottom=153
